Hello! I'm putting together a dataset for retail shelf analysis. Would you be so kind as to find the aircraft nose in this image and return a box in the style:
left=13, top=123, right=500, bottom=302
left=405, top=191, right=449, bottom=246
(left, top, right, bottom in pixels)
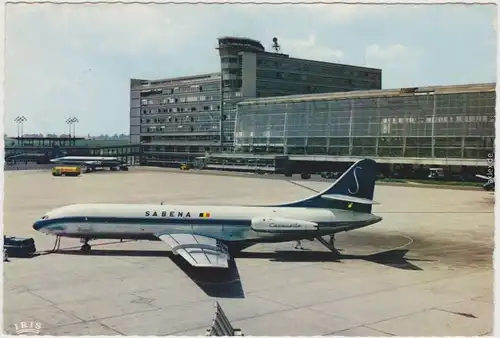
left=33, top=219, right=47, bottom=231
left=33, top=221, right=41, bottom=231
left=33, top=214, right=50, bottom=231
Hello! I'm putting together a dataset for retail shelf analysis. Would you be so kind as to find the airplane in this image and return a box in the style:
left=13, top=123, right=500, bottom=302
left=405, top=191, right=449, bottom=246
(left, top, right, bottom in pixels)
left=50, top=156, right=129, bottom=172
left=5, top=152, right=48, bottom=163
left=475, top=174, right=495, bottom=191
left=33, top=159, right=382, bottom=269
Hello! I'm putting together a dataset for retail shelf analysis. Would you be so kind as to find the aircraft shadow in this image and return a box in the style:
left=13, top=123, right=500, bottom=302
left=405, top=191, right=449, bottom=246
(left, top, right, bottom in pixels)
left=54, top=247, right=431, bottom=299
left=55, top=249, right=245, bottom=299
left=169, top=255, right=245, bottom=299
left=236, top=249, right=431, bottom=271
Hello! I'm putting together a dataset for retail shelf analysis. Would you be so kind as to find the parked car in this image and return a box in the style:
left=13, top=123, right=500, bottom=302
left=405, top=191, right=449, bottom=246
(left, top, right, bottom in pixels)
left=4, top=236, right=36, bottom=258
left=300, top=173, right=311, bottom=179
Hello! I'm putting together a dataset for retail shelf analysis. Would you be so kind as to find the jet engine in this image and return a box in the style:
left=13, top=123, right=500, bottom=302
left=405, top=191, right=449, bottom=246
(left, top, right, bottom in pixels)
left=251, top=217, right=318, bottom=233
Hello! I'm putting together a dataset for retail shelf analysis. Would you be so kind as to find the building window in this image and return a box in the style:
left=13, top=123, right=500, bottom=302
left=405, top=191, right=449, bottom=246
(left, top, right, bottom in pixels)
left=221, top=56, right=238, bottom=63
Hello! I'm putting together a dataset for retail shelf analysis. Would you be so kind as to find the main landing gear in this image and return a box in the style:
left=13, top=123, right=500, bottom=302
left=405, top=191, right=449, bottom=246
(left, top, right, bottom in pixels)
left=316, top=234, right=341, bottom=255
left=80, top=238, right=92, bottom=253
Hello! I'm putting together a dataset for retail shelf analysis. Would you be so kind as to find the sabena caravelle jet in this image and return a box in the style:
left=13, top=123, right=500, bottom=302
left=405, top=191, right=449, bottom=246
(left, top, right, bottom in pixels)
left=33, top=158, right=382, bottom=268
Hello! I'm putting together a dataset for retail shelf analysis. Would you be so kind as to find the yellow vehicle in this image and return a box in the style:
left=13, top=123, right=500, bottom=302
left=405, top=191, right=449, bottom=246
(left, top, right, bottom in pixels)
left=52, top=166, right=81, bottom=177
left=180, top=164, right=190, bottom=170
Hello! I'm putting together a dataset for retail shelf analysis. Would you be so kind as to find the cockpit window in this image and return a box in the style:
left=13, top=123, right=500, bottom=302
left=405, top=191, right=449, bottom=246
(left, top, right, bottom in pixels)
left=41, top=215, right=49, bottom=220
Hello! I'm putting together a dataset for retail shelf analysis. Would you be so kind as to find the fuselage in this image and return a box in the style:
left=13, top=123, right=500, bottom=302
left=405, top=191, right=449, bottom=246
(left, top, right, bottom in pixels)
left=50, top=156, right=123, bottom=166
left=33, top=203, right=382, bottom=243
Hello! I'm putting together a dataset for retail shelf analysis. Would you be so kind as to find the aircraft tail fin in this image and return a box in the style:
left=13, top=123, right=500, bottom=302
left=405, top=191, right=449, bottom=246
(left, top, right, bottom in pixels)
left=275, top=159, right=378, bottom=213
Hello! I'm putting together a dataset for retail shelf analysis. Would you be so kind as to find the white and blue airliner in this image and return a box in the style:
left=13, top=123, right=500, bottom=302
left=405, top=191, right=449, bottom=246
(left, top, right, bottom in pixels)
left=50, top=156, right=128, bottom=172
left=33, top=159, right=382, bottom=269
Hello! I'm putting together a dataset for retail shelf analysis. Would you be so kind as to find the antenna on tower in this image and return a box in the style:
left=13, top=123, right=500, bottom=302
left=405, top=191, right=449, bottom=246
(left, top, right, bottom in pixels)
left=272, top=37, right=281, bottom=53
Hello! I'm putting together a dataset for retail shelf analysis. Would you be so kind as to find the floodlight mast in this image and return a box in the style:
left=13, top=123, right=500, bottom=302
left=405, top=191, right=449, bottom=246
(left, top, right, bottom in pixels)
left=272, top=37, right=281, bottom=53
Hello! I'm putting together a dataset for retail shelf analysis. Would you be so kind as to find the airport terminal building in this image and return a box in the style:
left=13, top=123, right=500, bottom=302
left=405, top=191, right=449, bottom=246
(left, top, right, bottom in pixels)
left=130, top=36, right=382, bottom=164
left=129, top=36, right=494, bottom=176
left=219, top=82, right=494, bottom=175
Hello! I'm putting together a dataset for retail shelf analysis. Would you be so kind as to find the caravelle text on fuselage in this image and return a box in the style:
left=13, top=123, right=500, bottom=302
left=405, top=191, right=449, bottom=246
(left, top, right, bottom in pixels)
left=33, top=159, right=382, bottom=268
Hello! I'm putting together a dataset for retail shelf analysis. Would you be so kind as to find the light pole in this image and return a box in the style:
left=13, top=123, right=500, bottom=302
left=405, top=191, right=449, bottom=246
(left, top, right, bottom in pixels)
left=65, top=117, right=80, bottom=138
left=14, top=116, right=27, bottom=138
left=72, top=117, right=79, bottom=137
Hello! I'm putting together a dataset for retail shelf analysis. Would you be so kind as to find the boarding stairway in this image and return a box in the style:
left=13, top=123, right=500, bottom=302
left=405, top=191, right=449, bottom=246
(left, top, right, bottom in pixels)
left=206, top=301, right=244, bottom=336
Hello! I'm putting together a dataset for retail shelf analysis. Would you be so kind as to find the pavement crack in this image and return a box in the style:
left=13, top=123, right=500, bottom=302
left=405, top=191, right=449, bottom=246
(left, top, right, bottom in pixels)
left=98, top=322, right=126, bottom=335
left=435, top=308, right=478, bottom=318
left=360, top=325, right=397, bottom=336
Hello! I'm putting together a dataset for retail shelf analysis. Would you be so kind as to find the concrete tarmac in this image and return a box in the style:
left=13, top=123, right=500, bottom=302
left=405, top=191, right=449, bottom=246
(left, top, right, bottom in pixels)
left=3, top=169, right=494, bottom=336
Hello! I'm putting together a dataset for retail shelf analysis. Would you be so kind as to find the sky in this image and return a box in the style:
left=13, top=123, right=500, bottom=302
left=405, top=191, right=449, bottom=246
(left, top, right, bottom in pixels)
left=4, top=3, right=497, bottom=136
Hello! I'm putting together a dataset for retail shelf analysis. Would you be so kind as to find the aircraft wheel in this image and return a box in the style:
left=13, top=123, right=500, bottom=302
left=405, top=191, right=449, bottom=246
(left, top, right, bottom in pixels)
left=80, top=243, right=91, bottom=253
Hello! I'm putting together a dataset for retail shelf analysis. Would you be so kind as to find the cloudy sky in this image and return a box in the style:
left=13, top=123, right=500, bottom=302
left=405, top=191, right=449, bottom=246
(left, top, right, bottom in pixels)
left=5, top=3, right=497, bottom=136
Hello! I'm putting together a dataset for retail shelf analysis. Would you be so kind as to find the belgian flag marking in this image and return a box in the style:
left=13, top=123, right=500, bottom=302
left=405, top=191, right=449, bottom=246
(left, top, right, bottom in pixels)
left=199, top=212, right=211, bottom=218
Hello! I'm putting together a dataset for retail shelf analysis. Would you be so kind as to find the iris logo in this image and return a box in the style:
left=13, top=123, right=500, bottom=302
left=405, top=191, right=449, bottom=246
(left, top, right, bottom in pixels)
left=13, top=321, right=43, bottom=335
left=348, top=166, right=362, bottom=195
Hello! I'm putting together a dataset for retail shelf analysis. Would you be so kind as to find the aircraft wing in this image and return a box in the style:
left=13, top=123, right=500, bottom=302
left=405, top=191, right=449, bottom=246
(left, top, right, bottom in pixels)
left=84, top=160, right=101, bottom=165
left=156, top=233, right=230, bottom=268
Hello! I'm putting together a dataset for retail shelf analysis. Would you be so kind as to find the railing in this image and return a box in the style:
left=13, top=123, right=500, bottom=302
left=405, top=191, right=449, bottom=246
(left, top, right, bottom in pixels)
left=206, top=301, right=244, bottom=336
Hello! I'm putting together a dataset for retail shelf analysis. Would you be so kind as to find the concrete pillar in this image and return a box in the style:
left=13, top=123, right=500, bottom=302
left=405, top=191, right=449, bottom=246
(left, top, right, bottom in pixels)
left=431, top=94, right=437, bottom=158
left=348, top=99, right=353, bottom=156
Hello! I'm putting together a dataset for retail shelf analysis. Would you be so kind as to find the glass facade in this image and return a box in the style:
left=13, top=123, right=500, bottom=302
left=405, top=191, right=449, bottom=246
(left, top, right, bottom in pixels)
left=217, top=37, right=382, bottom=148
left=234, top=84, right=495, bottom=160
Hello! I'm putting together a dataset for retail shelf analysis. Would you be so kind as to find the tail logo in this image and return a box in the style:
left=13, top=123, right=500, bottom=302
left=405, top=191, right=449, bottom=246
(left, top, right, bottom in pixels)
left=348, top=166, right=362, bottom=195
